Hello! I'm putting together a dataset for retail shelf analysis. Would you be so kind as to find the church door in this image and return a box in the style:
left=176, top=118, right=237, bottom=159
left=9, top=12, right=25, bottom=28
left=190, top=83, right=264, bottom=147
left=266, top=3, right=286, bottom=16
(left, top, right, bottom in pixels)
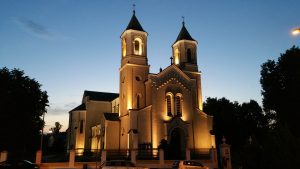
left=169, top=128, right=186, bottom=159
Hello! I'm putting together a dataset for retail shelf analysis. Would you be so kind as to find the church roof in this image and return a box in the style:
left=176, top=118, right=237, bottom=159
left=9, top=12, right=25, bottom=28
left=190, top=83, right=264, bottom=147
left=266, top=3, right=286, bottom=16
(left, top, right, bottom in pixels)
left=104, top=113, right=120, bottom=121
left=125, top=10, right=145, bottom=32
left=70, top=103, right=86, bottom=112
left=175, top=22, right=195, bottom=43
left=83, top=90, right=119, bottom=102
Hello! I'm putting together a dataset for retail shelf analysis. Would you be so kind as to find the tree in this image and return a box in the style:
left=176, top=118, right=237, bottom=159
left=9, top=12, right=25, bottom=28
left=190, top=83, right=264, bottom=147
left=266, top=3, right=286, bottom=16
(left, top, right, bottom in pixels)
left=203, top=97, right=267, bottom=168
left=0, top=67, right=48, bottom=159
left=260, top=46, right=300, bottom=168
left=203, top=97, right=240, bottom=148
left=260, top=46, right=300, bottom=138
left=48, top=122, right=65, bottom=152
left=50, top=122, right=62, bottom=135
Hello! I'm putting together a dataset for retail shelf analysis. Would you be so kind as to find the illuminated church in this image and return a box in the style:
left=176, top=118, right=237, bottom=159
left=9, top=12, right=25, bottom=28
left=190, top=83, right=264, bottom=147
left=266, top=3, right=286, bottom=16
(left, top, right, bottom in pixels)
left=67, top=10, right=215, bottom=157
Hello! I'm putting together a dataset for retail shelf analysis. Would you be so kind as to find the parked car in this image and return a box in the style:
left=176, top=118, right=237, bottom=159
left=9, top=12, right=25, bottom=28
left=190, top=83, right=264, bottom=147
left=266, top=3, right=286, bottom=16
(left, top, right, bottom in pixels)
left=172, top=160, right=208, bottom=169
left=0, top=160, right=39, bottom=169
left=99, top=160, right=148, bottom=169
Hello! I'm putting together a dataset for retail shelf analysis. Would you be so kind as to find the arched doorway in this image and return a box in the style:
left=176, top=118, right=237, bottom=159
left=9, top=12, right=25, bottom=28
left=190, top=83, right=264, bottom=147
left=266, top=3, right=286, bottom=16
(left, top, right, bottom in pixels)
left=169, top=127, right=186, bottom=159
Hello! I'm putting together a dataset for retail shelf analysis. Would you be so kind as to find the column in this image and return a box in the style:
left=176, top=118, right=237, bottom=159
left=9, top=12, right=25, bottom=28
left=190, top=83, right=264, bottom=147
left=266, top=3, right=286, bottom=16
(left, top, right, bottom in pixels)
left=69, top=149, right=75, bottom=167
left=0, top=151, right=8, bottom=162
left=159, top=149, right=164, bottom=166
left=186, top=149, right=190, bottom=160
left=35, top=150, right=42, bottom=164
left=219, top=137, right=232, bottom=169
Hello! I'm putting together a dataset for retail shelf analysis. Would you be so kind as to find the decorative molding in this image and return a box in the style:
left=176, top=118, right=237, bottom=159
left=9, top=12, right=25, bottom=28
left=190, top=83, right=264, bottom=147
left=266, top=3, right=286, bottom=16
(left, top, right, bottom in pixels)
left=151, top=66, right=194, bottom=91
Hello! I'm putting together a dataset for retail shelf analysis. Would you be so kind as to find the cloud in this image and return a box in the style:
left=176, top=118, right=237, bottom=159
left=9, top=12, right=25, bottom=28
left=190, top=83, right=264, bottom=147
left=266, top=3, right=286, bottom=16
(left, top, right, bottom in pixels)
left=47, top=108, right=69, bottom=115
left=64, top=102, right=79, bottom=109
left=13, top=17, right=71, bottom=40
left=47, top=101, right=80, bottom=115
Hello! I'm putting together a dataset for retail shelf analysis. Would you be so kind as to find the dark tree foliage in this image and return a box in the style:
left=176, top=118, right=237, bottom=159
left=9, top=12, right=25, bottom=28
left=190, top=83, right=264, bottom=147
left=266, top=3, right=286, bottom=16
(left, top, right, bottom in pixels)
left=261, top=46, right=300, bottom=138
left=0, top=67, right=48, bottom=159
left=50, top=122, right=62, bottom=135
left=204, top=97, right=239, bottom=148
left=49, top=122, right=65, bottom=152
left=204, top=97, right=267, bottom=169
left=260, top=46, right=300, bottom=168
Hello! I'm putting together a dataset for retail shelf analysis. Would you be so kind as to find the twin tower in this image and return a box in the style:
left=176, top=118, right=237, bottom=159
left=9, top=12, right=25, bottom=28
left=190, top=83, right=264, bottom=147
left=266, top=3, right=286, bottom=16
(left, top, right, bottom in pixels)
left=120, top=11, right=201, bottom=116
left=118, top=10, right=213, bottom=153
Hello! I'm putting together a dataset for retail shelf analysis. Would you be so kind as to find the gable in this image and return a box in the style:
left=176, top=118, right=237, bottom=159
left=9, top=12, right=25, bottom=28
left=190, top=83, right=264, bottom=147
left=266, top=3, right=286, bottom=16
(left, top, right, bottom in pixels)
left=150, top=65, right=195, bottom=91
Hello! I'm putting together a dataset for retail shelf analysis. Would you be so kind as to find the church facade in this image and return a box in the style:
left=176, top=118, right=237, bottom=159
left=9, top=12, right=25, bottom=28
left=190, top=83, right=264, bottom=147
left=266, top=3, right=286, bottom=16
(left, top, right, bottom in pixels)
left=67, top=11, right=215, bottom=157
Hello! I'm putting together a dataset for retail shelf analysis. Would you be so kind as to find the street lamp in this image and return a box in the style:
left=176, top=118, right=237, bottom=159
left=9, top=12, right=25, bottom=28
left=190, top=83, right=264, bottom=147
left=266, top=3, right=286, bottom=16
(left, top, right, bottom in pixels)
left=40, top=112, right=46, bottom=150
left=292, top=28, right=300, bottom=36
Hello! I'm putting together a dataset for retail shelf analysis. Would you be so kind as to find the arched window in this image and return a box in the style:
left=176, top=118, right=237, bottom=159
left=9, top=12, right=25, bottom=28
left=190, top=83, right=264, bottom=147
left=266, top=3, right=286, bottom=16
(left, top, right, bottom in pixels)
left=122, top=39, right=126, bottom=57
left=134, top=38, right=142, bottom=55
left=187, top=48, right=192, bottom=63
left=174, top=48, right=180, bottom=64
left=166, top=93, right=174, bottom=116
left=167, top=95, right=172, bottom=116
left=175, top=94, right=182, bottom=116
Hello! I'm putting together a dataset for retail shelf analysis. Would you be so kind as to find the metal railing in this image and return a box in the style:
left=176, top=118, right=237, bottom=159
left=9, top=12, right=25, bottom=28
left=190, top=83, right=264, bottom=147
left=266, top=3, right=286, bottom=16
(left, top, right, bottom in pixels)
left=42, top=149, right=69, bottom=162
left=41, top=148, right=212, bottom=163
left=136, top=148, right=159, bottom=160
left=190, top=148, right=210, bottom=160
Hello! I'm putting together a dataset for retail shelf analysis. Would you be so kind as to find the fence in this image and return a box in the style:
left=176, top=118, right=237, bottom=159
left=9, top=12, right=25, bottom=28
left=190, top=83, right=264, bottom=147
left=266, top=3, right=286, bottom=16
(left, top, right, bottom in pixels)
left=190, top=148, right=211, bottom=160
left=2, top=147, right=218, bottom=168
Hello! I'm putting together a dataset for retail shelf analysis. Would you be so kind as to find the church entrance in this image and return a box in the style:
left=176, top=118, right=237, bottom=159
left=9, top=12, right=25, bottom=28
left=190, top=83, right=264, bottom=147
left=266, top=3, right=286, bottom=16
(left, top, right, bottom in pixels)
left=169, top=127, right=186, bottom=159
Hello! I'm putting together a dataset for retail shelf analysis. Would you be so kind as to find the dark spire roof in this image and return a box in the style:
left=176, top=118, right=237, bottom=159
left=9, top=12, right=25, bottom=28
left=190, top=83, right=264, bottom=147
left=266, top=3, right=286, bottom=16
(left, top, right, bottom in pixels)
left=125, top=10, right=145, bottom=32
left=175, top=21, right=195, bottom=43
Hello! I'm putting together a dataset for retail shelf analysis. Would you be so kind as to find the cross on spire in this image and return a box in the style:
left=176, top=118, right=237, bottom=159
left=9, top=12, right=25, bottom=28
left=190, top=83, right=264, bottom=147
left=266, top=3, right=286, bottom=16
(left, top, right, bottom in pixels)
left=133, top=4, right=136, bottom=14
left=182, top=16, right=185, bottom=25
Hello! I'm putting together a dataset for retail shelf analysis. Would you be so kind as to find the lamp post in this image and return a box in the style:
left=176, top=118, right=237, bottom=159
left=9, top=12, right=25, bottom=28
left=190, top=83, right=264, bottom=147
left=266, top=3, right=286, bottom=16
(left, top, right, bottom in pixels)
left=36, top=112, right=45, bottom=164
left=40, top=112, right=46, bottom=150
left=292, top=28, right=300, bottom=36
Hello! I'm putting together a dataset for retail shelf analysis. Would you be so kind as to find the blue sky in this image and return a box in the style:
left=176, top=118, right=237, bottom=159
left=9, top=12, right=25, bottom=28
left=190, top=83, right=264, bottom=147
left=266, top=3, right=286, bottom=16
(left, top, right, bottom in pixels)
left=1, top=0, right=299, bottom=132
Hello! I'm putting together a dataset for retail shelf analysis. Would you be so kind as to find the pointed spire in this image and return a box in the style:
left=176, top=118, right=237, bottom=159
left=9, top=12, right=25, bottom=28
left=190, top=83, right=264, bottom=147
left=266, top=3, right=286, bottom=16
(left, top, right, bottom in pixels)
left=175, top=18, right=195, bottom=43
left=125, top=5, right=145, bottom=32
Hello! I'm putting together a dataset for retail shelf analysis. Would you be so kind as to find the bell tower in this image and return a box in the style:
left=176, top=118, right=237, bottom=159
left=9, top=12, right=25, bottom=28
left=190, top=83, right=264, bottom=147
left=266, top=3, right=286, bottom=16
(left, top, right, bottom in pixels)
left=172, top=21, right=198, bottom=72
left=119, top=10, right=149, bottom=149
left=120, top=10, right=148, bottom=67
left=172, top=20, right=203, bottom=110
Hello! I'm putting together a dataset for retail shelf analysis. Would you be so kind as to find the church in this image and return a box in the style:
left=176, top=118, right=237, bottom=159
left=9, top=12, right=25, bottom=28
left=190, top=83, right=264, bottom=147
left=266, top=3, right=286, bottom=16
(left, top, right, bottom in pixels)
left=67, top=10, right=215, bottom=159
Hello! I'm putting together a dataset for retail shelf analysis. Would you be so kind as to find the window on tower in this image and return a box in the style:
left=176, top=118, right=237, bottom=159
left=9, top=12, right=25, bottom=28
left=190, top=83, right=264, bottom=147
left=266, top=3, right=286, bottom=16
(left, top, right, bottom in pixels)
left=174, top=48, right=180, bottom=64
left=122, top=39, right=126, bottom=57
left=134, top=38, right=142, bottom=55
left=187, top=48, right=192, bottom=63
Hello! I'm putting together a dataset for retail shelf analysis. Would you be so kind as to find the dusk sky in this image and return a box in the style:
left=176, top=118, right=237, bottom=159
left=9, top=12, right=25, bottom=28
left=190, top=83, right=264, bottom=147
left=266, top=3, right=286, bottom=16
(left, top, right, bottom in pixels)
left=1, top=0, right=299, bottom=132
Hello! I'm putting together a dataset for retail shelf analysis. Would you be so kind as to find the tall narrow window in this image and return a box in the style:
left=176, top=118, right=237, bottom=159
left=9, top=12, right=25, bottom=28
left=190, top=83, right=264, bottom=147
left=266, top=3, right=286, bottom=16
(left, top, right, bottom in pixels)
left=137, top=94, right=141, bottom=109
left=116, top=104, right=119, bottom=113
left=80, top=120, right=84, bottom=133
left=187, top=48, right=192, bottom=63
left=167, top=95, right=172, bottom=116
left=122, top=39, right=126, bottom=57
left=134, top=38, right=142, bottom=55
left=176, top=95, right=182, bottom=116
left=174, top=48, right=180, bottom=64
